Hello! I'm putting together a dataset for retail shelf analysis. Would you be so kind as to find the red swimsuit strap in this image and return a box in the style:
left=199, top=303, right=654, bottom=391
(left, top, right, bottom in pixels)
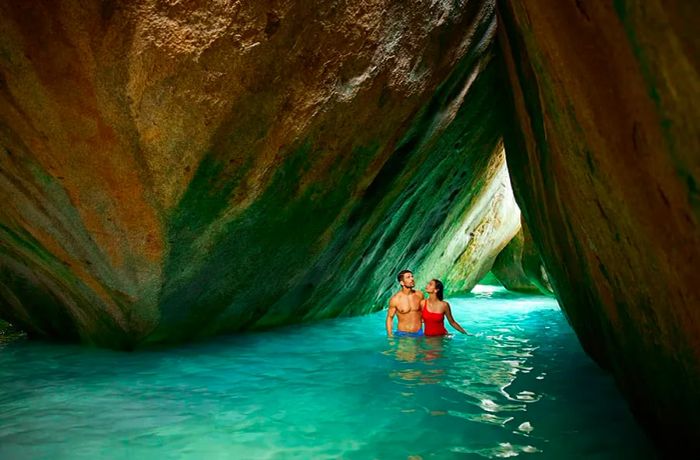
left=423, top=300, right=444, bottom=318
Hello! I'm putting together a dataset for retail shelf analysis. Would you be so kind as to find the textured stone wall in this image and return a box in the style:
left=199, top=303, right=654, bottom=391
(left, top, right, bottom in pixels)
left=497, top=0, right=699, bottom=445
left=0, top=0, right=516, bottom=347
left=491, top=222, right=552, bottom=295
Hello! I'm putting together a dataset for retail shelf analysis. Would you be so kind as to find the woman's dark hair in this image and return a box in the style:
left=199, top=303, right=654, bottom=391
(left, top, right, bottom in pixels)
left=432, top=279, right=444, bottom=301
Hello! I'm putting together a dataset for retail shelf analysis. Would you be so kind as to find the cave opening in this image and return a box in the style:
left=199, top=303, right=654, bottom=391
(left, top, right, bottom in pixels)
left=0, top=0, right=696, bottom=455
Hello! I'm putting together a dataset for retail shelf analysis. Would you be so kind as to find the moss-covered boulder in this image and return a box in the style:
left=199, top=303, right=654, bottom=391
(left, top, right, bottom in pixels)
left=431, top=146, right=521, bottom=295
left=498, top=0, right=700, bottom=446
left=0, top=1, right=515, bottom=347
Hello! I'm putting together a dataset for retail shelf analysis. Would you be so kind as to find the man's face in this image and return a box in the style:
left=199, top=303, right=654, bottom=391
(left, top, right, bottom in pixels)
left=401, top=272, right=415, bottom=289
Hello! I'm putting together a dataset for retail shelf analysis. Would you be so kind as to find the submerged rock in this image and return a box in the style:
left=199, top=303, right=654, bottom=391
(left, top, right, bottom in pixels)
left=0, top=319, right=24, bottom=344
left=498, top=0, right=700, bottom=446
left=0, top=1, right=513, bottom=346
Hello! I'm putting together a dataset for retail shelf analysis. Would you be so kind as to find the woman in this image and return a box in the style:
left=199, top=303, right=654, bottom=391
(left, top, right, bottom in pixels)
left=421, top=279, right=469, bottom=336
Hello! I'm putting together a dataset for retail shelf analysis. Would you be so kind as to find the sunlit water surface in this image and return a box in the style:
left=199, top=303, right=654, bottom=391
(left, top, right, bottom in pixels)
left=0, top=286, right=654, bottom=459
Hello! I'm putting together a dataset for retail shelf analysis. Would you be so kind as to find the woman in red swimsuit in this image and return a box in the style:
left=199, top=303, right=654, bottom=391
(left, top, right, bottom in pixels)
left=421, top=279, right=469, bottom=336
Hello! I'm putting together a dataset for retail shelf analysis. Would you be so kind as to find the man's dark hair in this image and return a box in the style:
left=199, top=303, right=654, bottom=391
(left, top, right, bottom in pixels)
left=397, top=269, right=412, bottom=284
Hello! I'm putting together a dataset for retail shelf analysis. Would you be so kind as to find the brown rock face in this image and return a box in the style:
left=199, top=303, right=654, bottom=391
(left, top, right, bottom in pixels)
left=498, top=0, right=700, bottom=446
left=0, top=1, right=511, bottom=346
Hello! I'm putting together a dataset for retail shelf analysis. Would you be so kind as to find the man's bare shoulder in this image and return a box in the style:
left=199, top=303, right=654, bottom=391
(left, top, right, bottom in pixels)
left=413, top=290, right=425, bottom=299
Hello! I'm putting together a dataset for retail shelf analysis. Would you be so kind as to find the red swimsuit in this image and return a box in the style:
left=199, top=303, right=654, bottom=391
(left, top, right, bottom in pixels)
left=422, top=301, right=448, bottom=336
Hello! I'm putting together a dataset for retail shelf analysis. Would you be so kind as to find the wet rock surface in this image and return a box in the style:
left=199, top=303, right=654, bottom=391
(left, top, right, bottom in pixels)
left=0, top=0, right=511, bottom=346
left=498, top=0, right=700, bottom=446
left=491, top=223, right=552, bottom=295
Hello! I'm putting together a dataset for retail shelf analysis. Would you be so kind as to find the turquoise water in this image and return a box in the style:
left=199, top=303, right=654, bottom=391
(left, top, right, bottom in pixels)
left=0, top=286, right=654, bottom=459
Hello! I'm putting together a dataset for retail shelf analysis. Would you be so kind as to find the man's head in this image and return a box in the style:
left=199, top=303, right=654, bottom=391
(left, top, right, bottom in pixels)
left=397, top=270, right=415, bottom=289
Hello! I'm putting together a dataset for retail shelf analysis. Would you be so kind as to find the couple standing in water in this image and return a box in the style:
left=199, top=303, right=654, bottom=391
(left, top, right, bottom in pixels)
left=385, top=269, right=468, bottom=337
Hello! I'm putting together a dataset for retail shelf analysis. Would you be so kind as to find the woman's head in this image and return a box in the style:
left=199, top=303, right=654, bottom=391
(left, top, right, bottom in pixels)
left=426, top=279, right=444, bottom=300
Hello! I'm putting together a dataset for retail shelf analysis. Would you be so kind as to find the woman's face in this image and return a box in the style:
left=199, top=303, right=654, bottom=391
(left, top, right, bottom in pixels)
left=426, top=280, right=436, bottom=293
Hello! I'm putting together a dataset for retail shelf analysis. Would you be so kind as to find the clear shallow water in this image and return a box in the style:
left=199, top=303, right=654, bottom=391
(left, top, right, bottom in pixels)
left=0, top=286, right=654, bottom=459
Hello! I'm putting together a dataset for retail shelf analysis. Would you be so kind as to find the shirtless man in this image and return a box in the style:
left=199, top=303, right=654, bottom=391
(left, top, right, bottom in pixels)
left=386, top=270, right=425, bottom=337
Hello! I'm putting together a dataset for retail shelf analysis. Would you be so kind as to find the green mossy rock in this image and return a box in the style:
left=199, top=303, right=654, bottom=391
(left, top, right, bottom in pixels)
left=491, top=222, right=554, bottom=295
left=0, top=1, right=516, bottom=347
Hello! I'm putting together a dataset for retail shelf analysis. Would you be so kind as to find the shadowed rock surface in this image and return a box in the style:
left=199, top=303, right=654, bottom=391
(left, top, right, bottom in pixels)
left=498, top=0, right=699, bottom=446
left=491, top=222, right=552, bottom=295
left=0, top=0, right=516, bottom=347
left=518, top=221, right=554, bottom=295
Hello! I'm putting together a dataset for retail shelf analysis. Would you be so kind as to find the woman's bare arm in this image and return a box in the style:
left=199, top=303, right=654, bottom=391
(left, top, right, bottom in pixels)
left=445, top=302, right=469, bottom=334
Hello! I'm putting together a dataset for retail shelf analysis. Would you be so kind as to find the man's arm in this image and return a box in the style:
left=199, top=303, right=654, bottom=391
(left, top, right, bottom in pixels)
left=386, top=299, right=397, bottom=337
left=416, top=290, right=425, bottom=309
left=445, top=302, right=469, bottom=334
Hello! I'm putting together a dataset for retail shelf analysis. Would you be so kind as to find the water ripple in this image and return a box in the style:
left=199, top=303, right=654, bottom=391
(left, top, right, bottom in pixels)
left=0, top=287, right=655, bottom=459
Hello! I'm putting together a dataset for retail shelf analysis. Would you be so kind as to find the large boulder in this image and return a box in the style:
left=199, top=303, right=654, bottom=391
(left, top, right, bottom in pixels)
left=497, top=0, right=700, bottom=446
left=518, top=221, right=554, bottom=295
left=491, top=222, right=553, bottom=295
left=431, top=146, right=521, bottom=295
left=0, top=0, right=515, bottom=347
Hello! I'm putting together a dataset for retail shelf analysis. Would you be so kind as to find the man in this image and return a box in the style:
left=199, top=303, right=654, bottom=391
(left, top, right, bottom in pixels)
left=386, top=269, right=425, bottom=337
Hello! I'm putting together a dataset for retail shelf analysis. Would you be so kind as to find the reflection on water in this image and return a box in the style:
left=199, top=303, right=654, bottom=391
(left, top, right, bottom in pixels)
left=385, top=336, right=447, bottom=385
left=381, top=325, right=541, bottom=457
left=0, top=287, right=655, bottom=459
